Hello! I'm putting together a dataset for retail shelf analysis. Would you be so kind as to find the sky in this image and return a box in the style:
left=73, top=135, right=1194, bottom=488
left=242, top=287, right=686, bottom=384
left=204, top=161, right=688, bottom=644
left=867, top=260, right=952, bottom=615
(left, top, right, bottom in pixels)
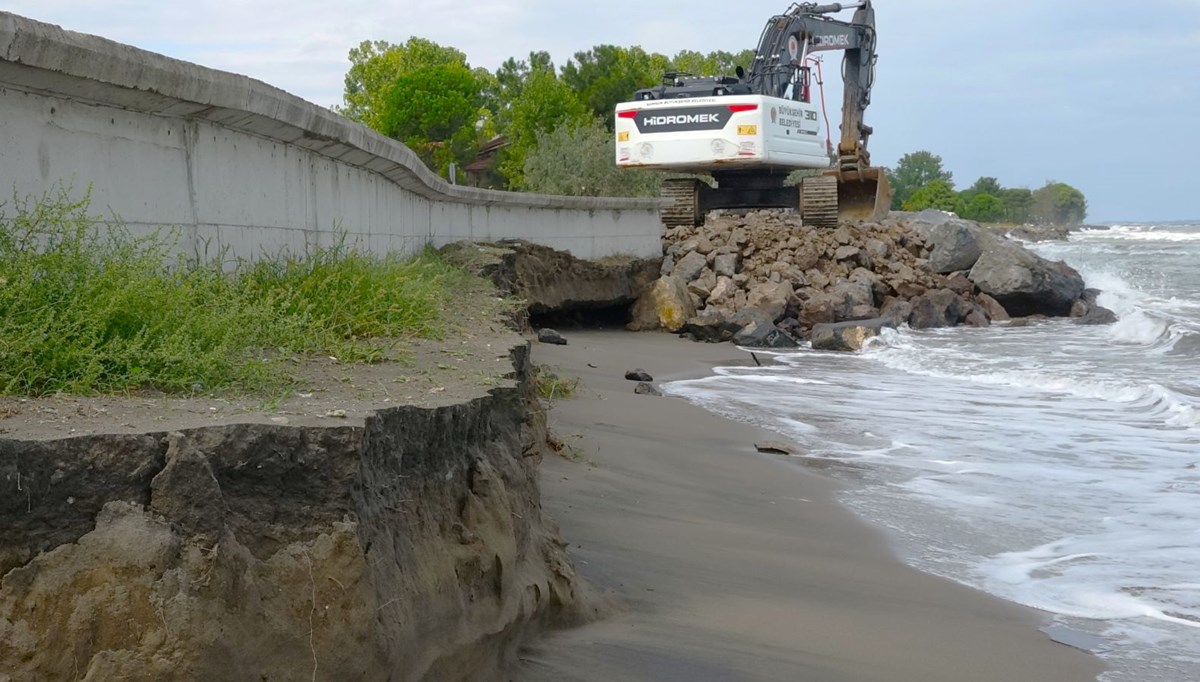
left=5, top=1, right=1199, bottom=221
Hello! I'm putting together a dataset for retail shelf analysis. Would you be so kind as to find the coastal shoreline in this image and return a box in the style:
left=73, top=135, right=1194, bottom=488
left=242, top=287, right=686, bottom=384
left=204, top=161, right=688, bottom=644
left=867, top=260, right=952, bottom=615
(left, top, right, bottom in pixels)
left=517, top=329, right=1104, bottom=681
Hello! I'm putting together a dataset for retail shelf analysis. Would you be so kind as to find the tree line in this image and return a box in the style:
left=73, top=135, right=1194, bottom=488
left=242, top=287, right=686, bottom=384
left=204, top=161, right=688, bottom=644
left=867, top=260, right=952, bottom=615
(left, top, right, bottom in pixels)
left=887, top=151, right=1088, bottom=225
left=338, top=38, right=752, bottom=195
left=338, top=38, right=1088, bottom=224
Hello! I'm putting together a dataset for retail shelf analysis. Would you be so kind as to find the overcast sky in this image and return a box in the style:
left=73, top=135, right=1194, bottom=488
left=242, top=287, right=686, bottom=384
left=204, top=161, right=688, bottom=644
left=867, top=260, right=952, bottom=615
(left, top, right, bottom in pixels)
left=6, top=1, right=1198, bottom=221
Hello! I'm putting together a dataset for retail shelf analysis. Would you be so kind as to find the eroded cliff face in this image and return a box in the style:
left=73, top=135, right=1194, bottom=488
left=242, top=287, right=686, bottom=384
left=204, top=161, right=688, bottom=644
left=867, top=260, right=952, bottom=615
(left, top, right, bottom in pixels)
left=0, top=344, right=583, bottom=681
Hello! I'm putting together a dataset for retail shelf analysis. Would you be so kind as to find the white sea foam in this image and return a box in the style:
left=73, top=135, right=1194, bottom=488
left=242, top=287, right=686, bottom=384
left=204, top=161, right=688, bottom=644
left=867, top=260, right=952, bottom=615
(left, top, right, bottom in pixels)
left=665, top=222, right=1200, bottom=681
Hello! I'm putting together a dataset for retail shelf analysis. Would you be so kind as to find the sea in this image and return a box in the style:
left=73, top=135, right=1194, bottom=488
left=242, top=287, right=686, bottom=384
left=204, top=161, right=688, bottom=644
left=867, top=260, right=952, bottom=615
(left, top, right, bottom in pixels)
left=663, top=223, right=1200, bottom=681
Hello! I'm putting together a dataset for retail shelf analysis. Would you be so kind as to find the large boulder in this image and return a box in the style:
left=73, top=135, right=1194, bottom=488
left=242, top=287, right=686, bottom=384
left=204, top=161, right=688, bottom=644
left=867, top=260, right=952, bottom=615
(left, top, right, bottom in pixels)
left=733, top=321, right=799, bottom=349
left=746, top=281, right=794, bottom=322
left=968, top=238, right=1085, bottom=317
left=799, top=294, right=837, bottom=328
left=926, top=220, right=984, bottom=274
left=826, top=280, right=875, bottom=321
left=975, top=293, right=1010, bottom=321
left=908, top=289, right=964, bottom=329
left=684, top=311, right=740, bottom=343
left=811, top=319, right=894, bottom=352
left=628, top=276, right=696, bottom=332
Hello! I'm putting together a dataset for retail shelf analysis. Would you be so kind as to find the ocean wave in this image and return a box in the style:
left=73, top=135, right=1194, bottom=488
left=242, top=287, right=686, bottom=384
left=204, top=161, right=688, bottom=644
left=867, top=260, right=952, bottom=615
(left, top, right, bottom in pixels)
left=980, top=539, right=1200, bottom=628
left=862, top=337, right=1198, bottom=429
left=1077, top=225, right=1200, bottom=243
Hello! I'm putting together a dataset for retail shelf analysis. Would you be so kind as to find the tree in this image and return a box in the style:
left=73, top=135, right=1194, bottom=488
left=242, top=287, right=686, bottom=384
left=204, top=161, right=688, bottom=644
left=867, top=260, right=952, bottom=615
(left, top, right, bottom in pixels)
left=903, top=180, right=965, bottom=215
left=668, top=49, right=757, bottom=77
left=670, top=50, right=718, bottom=76
left=496, top=70, right=591, bottom=189
left=887, top=151, right=953, bottom=210
left=523, top=120, right=662, bottom=197
left=378, top=63, right=483, bottom=176
left=960, top=176, right=1003, bottom=205
left=1032, top=181, right=1088, bottom=225
left=338, top=38, right=469, bottom=131
left=961, top=194, right=1006, bottom=222
left=490, top=51, right=555, bottom=127
left=560, top=45, right=671, bottom=126
left=1000, top=188, right=1034, bottom=224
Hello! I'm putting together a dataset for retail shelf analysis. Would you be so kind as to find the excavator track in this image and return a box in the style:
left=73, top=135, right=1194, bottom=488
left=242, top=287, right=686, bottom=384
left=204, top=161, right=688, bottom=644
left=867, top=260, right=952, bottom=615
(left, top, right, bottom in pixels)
left=800, top=176, right=839, bottom=228
left=661, top=178, right=702, bottom=228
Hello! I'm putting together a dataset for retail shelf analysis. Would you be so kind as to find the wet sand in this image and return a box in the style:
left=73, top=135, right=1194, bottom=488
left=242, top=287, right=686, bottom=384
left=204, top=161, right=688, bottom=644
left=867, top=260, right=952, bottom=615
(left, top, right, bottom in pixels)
left=516, top=330, right=1103, bottom=682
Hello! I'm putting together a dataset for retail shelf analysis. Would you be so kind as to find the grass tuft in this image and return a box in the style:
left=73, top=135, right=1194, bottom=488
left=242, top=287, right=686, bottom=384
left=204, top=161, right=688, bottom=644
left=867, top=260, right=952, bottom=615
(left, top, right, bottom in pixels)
left=0, top=185, right=477, bottom=396
left=531, top=366, right=580, bottom=402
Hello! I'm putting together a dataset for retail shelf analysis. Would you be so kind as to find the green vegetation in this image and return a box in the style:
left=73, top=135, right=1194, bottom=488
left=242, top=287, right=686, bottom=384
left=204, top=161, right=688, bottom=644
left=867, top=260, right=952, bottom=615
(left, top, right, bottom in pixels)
left=337, top=41, right=753, bottom=194
left=530, top=366, right=580, bottom=402
left=523, top=120, right=662, bottom=197
left=903, top=180, right=964, bottom=216
left=890, top=150, right=1088, bottom=224
left=0, top=187, right=473, bottom=397
left=887, top=151, right=954, bottom=211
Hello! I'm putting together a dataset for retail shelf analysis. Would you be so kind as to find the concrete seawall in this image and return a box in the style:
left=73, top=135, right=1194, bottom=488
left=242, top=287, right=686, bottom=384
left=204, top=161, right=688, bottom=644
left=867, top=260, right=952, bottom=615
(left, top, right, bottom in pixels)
left=0, top=12, right=663, bottom=260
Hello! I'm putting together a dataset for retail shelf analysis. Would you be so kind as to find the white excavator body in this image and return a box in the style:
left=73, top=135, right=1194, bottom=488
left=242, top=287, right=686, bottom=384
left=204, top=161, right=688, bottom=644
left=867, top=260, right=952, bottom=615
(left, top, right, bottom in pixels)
left=614, top=95, right=830, bottom=172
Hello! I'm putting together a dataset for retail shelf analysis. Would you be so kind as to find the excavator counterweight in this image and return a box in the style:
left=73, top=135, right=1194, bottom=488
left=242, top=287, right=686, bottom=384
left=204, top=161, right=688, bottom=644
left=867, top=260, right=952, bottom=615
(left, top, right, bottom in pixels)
left=615, top=1, right=889, bottom=228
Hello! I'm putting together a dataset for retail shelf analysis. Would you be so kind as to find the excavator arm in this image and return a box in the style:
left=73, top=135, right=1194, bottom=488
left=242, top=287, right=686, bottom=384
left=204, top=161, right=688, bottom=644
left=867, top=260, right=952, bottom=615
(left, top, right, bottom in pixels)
left=749, top=2, right=891, bottom=221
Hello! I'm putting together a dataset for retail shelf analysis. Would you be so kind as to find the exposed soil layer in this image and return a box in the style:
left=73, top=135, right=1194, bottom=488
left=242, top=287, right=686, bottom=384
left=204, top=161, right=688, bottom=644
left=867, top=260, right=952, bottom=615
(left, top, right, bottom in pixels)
left=0, top=313, right=587, bottom=681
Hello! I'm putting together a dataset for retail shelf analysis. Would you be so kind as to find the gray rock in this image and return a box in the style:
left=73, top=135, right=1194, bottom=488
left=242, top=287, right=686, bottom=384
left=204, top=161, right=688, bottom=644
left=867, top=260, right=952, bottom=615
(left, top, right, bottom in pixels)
left=755, top=441, right=799, bottom=456
left=635, top=383, right=663, bottom=396
left=880, top=298, right=913, bottom=327
left=733, top=321, right=799, bottom=349
left=963, top=306, right=991, bottom=328
left=708, top=276, right=736, bottom=304
left=927, top=220, right=984, bottom=274
left=945, top=272, right=975, bottom=296
left=713, top=253, right=740, bottom=278
left=847, top=304, right=880, bottom=321
left=909, top=289, right=963, bottom=329
left=674, top=251, right=709, bottom=284
left=834, top=245, right=861, bottom=261
left=906, top=208, right=958, bottom=236
left=660, top=255, right=675, bottom=277
left=729, top=307, right=775, bottom=332
left=684, top=311, right=739, bottom=343
left=537, top=328, right=568, bottom=345
left=688, top=270, right=716, bottom=298
left=1076, top=306, right=1118, bottom=325
left=976, top=293, right=1010, bottom=321
left=799, top=294, right=837, bottom=328
left=627, top=275, right=696, bottom=332
left=969, top=239, right=1085, bottom=317
left=864, top=238, right=891, bottom=261
left=826, top=280, right=874, bottom=321
left=746, top=280, right=794, bottom=322
left=811, top=318, right=894, bottom=352
left=625, top=369, right=654, bottom=382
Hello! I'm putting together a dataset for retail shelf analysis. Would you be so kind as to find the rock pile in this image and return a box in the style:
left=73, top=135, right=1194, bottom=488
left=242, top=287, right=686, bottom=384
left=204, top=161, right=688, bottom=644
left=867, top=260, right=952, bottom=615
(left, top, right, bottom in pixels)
left=630, top=208, right=1111, bottom=349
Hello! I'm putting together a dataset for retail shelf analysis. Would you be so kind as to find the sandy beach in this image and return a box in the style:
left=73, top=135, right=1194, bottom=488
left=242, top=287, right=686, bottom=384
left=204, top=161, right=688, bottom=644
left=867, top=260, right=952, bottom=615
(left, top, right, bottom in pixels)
left=515, top=330, right=1104, bottom=682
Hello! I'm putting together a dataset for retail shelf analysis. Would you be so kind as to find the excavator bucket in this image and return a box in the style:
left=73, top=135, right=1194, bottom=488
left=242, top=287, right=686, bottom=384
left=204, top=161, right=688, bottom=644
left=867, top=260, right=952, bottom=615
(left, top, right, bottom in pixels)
left=826, top=167, right=893, bottom=223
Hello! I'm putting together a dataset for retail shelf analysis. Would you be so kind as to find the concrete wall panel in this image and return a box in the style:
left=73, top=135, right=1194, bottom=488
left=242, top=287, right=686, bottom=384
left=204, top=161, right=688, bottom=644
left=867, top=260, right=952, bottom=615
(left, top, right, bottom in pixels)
left=0, top=12, right=663, bottom=261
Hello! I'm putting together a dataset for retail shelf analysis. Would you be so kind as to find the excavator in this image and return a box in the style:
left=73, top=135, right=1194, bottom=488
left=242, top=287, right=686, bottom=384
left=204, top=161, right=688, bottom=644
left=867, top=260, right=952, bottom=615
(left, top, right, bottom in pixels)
left=614, top=1, right=891, bottom=228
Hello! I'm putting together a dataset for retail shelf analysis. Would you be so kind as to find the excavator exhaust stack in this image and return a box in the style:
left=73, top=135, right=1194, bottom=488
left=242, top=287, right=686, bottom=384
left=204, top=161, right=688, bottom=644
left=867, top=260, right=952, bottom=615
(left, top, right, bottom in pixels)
left=828, top=166, right=893, bottom=224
